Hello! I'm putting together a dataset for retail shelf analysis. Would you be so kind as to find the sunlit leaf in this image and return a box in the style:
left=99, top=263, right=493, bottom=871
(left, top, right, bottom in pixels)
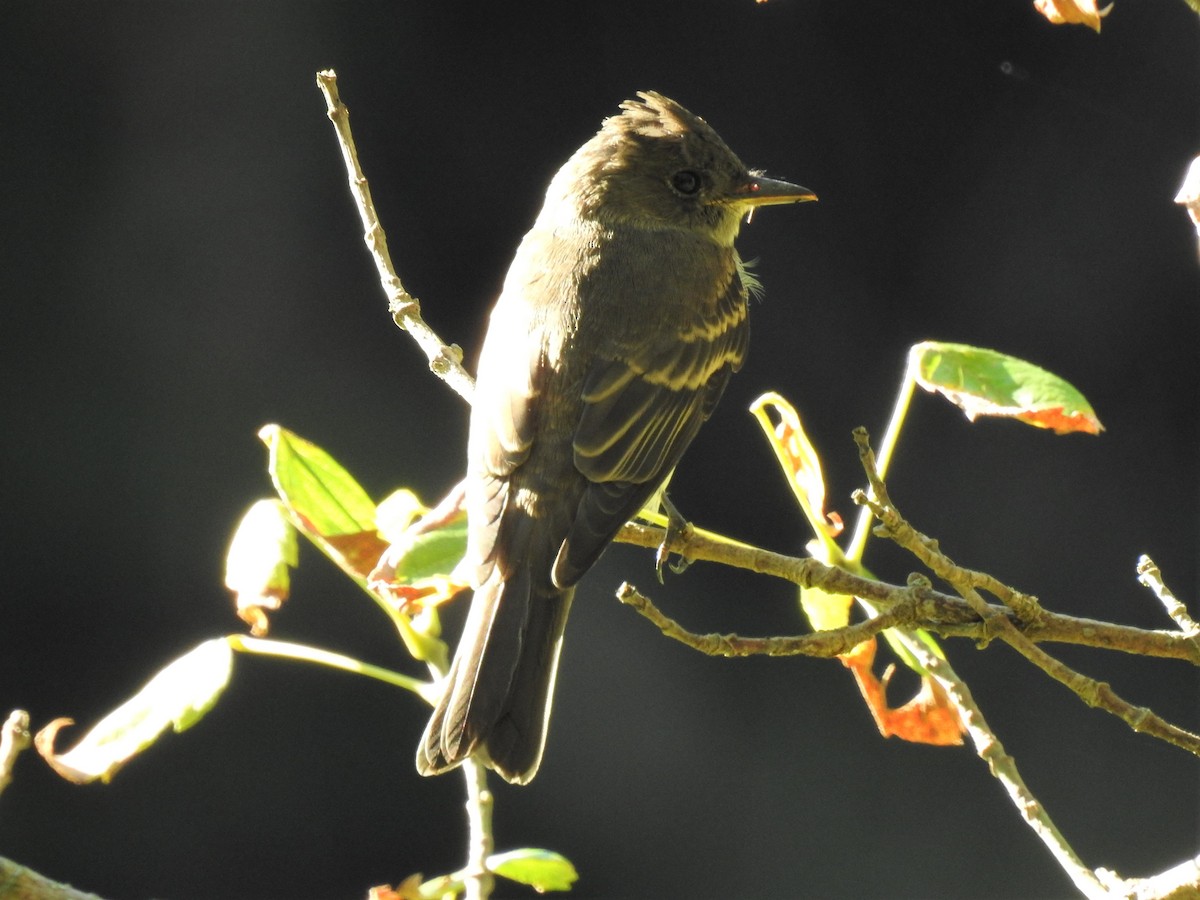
left=375, top=489, right=430, bottom=543
left=489, top=848, right=579, bottom=892
left=749, top=392, right=843, bottom=546
left=35, top=639, right=234, bottom=783
left=909, top=342, right=1103, bottom=435
left=799, top=583, right=854, bottom=632
left=1034, top=0, right=1112, bottom=32
left=258, top=424, right=389, bottom=583
left=1175, top=154, right=1200, bottom=256
left=225, top=499, right=298, bottom=635
left=840, top=639, right=964, bottom=746
left=369, top=486, right=469, bottom=619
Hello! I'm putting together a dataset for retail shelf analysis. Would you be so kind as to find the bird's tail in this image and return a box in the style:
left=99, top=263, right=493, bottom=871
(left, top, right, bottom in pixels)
left=417, top=550, right=573, bottom=785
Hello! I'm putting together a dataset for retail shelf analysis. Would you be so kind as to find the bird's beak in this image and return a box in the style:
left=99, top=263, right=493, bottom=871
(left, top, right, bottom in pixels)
left=731, top=175, right=818, bottom=207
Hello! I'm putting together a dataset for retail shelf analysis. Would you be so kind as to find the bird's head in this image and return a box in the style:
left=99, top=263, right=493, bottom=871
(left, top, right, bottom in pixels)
left=560, top=91, right=815, bottom=245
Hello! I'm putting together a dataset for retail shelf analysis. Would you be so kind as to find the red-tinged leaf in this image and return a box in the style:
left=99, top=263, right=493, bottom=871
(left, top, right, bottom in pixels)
left=910, top=342, right=1103, bottom=435
left=258, top=425, right=386, bottom=582
left=368, top=875, right=423, bottom=900
left=370, top=487, right=470, bottom=614
left=35, top=639, right=234, bottom=783
left=1034, top=0, right=1112, bottom=32
left=841, top=639, right=965, bottom=746
left=323, top=530, right=392, bottom=582
left=225, top=499, right=298, bottom=636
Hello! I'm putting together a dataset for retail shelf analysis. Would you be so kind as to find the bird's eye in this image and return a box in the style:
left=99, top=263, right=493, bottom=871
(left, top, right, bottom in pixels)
left=670, top=170, right=703, bottom=196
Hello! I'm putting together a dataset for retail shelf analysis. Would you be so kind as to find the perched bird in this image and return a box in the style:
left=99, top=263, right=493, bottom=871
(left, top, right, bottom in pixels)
left=418, top=91, right=815, bottom=784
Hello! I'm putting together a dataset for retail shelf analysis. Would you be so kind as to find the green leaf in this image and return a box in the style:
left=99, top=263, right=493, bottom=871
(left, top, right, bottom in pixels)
left=258, top=424, right=387, bottom=583
left=489, top=848, right=579, bottom=892
left=389, top=522, right=468, bottom=585
left=259, top=424, right=377, bottom=533
left=35, top=639, right=234, bottom=784
left=909, top=342, right=1103, bottom=435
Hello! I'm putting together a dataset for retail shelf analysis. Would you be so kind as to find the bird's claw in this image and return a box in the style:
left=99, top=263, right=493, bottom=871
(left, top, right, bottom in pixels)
left=654, top=494, right=693, bottom=582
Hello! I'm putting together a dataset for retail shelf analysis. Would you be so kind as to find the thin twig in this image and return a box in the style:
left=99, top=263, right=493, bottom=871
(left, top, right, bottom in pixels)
left=314, top=70, right=476, bottom=404
left=1137, top=555, right=1200, bottom=648
left=615, top=567, right=1110, bottom=897
left=317, top=70, right=494, bottom=900
left=616, top=582, right=919, bottom=657
left=614, top=522, right=1200, bottom=664
left=849, top=427, right=1200, bottom=760
left=897, top=634, right=1111, bottom=900
left=461, top=759, right=495, bottom=900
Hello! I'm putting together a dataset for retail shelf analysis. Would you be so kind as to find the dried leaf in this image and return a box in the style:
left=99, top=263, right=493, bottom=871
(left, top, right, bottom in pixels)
left=1034, top=0, right=1112, bottom=32
left=225, top=499, right=297, bottom=636
left=841, top=639, right=965, bottom=746
left=36, top=639, right=234, bottom=783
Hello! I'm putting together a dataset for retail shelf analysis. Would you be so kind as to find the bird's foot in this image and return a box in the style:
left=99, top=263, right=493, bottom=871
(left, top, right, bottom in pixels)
left=654, top=494, right=694, bottom=582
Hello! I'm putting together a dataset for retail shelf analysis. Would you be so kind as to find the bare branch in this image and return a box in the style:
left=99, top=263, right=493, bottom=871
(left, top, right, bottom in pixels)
left=850, top=428, right=1200, bottom=759
left=315, top=70, right=476, bottom=404
left=613, top=523, right=1200, bottom=664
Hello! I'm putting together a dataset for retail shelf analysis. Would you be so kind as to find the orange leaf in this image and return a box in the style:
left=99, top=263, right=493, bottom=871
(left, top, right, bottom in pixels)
left=841, top=639, right=965, bottom=746
left=1034, top=0, right=1112, bottom=32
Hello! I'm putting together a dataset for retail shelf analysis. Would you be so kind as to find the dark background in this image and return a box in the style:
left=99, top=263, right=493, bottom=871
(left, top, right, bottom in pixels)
left=2, top=2, right=1197, bottom=898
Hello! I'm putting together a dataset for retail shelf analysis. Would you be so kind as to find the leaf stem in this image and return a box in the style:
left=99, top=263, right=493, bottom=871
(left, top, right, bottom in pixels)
left=227, top=635, right=438, bottom=703
left=846, top=355, right=917, bottom=563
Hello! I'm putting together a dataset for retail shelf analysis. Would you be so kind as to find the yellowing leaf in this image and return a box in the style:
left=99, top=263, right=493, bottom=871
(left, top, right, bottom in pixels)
left=35, top=639, right=234, bottom=783
left=749, top=392, right=843, bottom=548
left=375, top=489, right=431, bottom=543
left=910, top=342, right=1103, bottom=435
left=225, top=499, right=298, bottom=635
left=1034, top=0, right=1112, bottom=32
left=800, top=583, right=854, bottom=632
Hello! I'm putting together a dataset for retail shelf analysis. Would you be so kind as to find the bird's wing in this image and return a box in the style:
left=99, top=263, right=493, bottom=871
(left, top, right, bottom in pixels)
left=553, top=271, right=749, bottom=587
left=464, top=286, right=547, bottom=586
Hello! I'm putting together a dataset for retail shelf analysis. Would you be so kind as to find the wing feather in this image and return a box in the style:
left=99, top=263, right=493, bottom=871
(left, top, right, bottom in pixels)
left=553, top=265, right=750, bottom=586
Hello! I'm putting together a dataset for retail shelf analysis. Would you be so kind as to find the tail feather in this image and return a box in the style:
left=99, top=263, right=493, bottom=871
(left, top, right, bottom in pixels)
left=418, top=548, right=573, bottom=784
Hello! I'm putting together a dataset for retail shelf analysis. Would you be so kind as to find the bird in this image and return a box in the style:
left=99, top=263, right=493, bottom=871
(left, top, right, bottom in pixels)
left=417, top=91, right=815, bottom=784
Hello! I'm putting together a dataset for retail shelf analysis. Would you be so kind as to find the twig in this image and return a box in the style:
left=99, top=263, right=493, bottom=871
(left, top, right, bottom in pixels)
left=1137, top=555, right=1200, bottom=648
left=461, top=759, right=495, bottom=900
left=317, top=70, right=496, bottom=899
left=614, top=522, right=1200, bottom=664
left=615, top=558, right=1110, bottom=897
left=0, top=710, right=31, bottom=798
left=0, top=856, right=107, bottom=900
left=896, top=635, right=1111, bottom=900
left=1099, top=852, right=1200, bottom=900
left=849, top=427, right=1200, bottom=760
left=314, top=70, right=476, bottom=404
left=616, top=581, right=919, bottom=657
